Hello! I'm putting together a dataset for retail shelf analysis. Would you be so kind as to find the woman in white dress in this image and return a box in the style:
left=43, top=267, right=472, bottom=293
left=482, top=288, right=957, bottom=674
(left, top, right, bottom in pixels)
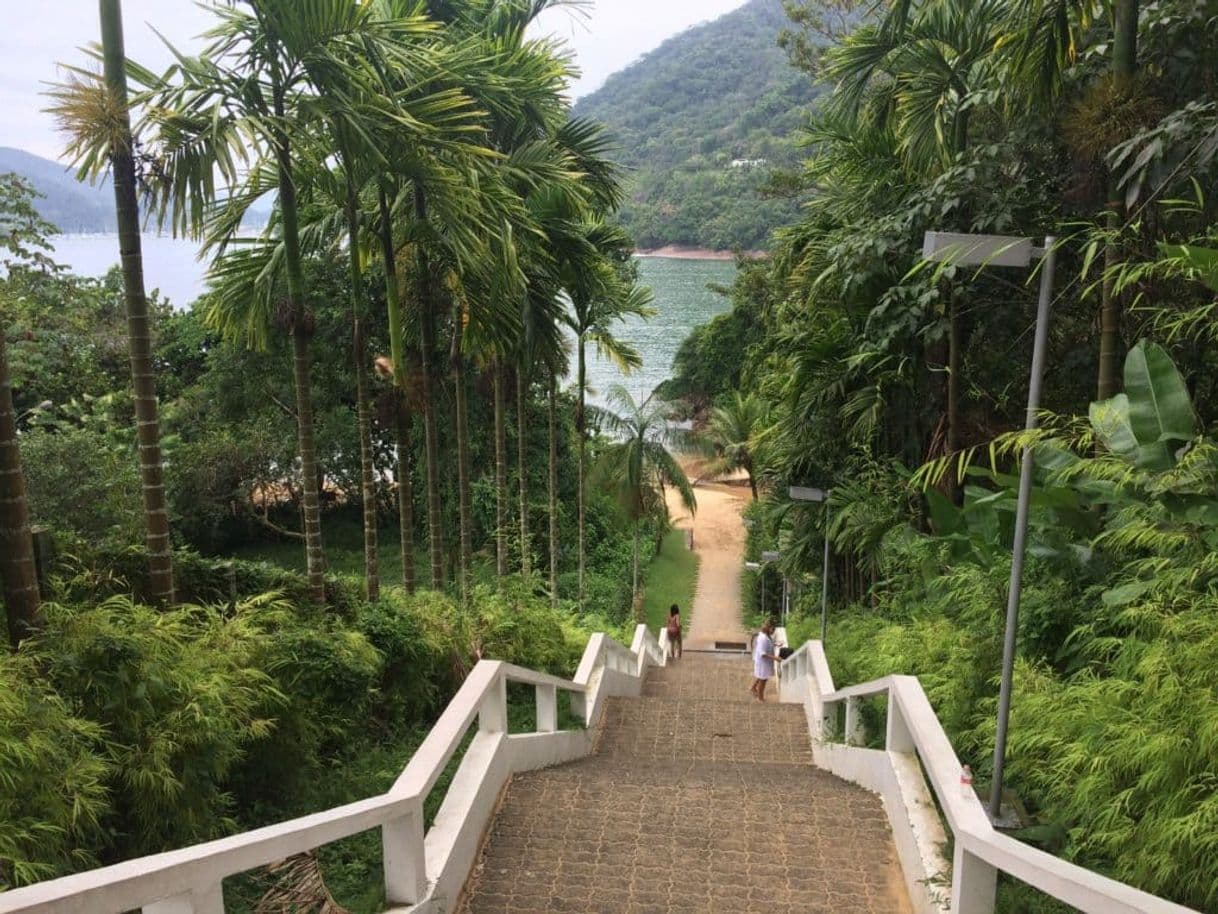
left=750, top=618, right=781, bottom=702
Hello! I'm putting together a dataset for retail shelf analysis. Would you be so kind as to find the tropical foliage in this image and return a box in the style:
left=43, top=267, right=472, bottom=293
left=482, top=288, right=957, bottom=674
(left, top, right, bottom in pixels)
left=0, top=0, right=663, bottom=896
left=663, top=0, right=1218, bottom=907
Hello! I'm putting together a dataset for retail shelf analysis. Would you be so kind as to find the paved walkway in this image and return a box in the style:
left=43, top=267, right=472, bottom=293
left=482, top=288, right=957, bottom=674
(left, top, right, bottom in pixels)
left=457, top=657, right=912, bottom=914
left=667, top=480, right=751, bottom=652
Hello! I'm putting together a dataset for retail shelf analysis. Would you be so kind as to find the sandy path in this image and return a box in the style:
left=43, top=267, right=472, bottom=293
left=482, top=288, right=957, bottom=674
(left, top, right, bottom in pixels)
left=667, top=464, right=752, bottom=651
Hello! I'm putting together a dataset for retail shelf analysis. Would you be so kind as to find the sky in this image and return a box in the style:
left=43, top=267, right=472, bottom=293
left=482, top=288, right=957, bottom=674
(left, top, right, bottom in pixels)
left=1, top=0, right=748, bottom=161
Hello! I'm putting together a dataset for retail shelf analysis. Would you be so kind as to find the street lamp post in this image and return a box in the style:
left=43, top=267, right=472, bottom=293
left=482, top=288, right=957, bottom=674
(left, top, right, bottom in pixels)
left=789, top=486, right=831, bottom=642
left=922, top=231, right=1059, bottom=821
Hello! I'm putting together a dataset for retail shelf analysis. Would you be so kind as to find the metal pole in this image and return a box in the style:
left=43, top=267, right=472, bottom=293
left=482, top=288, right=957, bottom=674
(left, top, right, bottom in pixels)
left=761, top=569, right=766, bottom=619
left=819, top=504, right=831, bottom=643
left=990, top=237, right=1057, bottom=819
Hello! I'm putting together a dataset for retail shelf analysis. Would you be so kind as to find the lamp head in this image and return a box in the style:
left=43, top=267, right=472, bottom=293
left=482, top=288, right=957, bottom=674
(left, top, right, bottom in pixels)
left=922, top=232, right=1034, bottom=268
left=789, top=485, right=827, bottom=503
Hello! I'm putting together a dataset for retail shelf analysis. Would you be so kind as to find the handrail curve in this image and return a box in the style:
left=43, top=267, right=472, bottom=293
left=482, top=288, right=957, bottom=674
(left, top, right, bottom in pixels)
left=0, top=628, right=665, bottom=914
left=777, top=638, right=1199, bottom=914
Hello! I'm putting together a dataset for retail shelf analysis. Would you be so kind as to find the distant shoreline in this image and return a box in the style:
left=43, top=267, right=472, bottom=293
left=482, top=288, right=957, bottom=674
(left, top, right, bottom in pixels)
left=635, top=245, right=769, bottom=261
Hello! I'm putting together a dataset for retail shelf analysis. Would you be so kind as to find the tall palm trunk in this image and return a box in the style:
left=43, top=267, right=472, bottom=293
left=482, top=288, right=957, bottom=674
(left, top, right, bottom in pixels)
left=548, top=373, right=559, bottom=607
left=632, top=520, right=641, bottom=607
left=576, top=337, right=587, bottom=608
left=517, top=364, right=530, bottom=576
left=346, top=184, right=378, bottom=602
left=0, top=324, right=40, bottom=647
left=377, top=186, right=415, bottom=593
left=1098, top=0, right=1139, bottom=399
left=271, top=77, right=325, bottom=603
left=394, top=400, right=416, bottom=593
left=413, top=185, right=444, bottom=589
left=100, top=0, right=174, bottom=604
left=494, top=364, right=508, bottom=578
left=946, top=288, right=962, bottom=504
left=451, top=304, right=473, bottom=601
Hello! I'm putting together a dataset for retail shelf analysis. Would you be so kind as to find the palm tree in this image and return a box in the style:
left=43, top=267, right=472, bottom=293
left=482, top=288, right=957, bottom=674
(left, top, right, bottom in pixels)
left=704, top=392, right=766, bottom=500
left=564, top=226, right=652, bottom=606
left=377, top=184, right=417, bottom=593
left=1004, top=0, right=1139, bottom=399
left=825, top=0, right=1008, bottom=492
left=142, top=1, right=453, bottom=601
left=0, top=319, right=40, bottom=647
left=592, top=386, right=697, bottom=601
left=53, top=0, right=176, bottom=603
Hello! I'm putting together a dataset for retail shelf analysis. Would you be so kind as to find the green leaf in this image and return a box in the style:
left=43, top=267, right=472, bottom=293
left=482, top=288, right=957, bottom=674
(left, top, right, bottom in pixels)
left=1089, top=394, right=1137, bottom=459
left=1124, top=340, right=1195, bottom=447
left=1101, top=580, right=1154, bottom=608
left=1157, top=242, right=1218, bottom=293
left=926, top=488, right=963, bottom=535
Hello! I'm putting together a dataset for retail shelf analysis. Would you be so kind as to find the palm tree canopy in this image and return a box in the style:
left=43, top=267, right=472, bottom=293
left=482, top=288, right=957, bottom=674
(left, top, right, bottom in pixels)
left=591, top=385, right=697, bottom=520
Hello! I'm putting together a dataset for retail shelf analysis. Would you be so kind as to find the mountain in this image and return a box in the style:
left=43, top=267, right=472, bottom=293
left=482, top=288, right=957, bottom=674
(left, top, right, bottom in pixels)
left=574, top=0, right=820, bottom=252
left=0, top=147, right=116, bottom=233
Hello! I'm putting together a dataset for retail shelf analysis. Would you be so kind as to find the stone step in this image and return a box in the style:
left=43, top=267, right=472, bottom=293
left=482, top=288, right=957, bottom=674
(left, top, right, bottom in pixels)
left=596, top=696, right=812, bottom=767
left=457, top=654, right=912, bottom=914
left=640, top=655, right=775, bottom=704
left=458, top=756, right=908, bottom=914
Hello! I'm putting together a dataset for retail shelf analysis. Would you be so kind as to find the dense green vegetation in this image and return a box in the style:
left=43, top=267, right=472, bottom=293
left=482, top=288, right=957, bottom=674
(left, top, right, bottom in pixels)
left=640, top=529, right=699, bottom=634
left=574, top=0, right=821, bottom=250
left=670, top=0, right=1218, bottom=908
left=0, top=0, right=697, bottom=899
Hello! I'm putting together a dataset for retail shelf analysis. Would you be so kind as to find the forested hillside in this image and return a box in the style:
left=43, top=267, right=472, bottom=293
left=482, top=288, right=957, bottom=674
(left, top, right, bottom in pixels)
left=0, top=147, right=114, bottom=233
left=574, top=0, right=819, bottom=251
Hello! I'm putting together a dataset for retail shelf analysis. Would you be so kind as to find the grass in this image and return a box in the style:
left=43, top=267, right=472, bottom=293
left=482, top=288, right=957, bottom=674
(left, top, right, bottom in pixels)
left=640, top=528, right=700, bottom=634
left=230, top=516, right=495, bottom=589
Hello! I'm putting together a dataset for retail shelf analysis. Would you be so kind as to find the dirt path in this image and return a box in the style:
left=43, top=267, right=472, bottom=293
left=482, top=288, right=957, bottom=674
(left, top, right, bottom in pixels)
left=667, top=461, right=752, bottom=651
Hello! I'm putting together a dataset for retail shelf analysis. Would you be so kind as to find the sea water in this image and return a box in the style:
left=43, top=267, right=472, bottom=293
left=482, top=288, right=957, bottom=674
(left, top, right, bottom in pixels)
left=48, top=234, right=738, bottom=402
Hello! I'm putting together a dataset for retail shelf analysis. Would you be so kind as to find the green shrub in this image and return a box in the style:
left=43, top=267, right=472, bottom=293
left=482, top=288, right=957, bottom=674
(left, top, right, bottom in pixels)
left=0, top=652, right=110, bottom=888
left=21, top=426, right=143, bottom=549
left=36, top=595, right=286, bottom=857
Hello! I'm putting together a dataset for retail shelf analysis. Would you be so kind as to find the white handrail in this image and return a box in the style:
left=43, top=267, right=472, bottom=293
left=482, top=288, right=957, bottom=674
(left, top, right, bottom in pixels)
left=777, top=640, right=1199, bottom=914
left=0, top=631, right=662, bottom=914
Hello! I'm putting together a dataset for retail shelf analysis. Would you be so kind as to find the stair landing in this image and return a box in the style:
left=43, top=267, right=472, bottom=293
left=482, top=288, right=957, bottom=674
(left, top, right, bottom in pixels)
left=457, top=655, right=912, bottom=914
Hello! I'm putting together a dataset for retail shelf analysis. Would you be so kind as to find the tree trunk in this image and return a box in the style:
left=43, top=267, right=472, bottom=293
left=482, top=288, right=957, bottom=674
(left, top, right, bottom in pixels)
left=376, top=186, right=415, bottom=593
left=346, top=183, right=378, bottom=602
left=1098, top=0, right=1139, bottom=400
left=517, top=364, right=530, bottom=576
left=494, top=365, right=508, bottom=578
left=548, top=373, right=559, bottom=607
left=632, top=519, right=640, bottom=605
left=451, top=303, right=473, bottom=602
left=946, top=287, right=962, bottom=504
left=270, top=83, right=326, bottom=603
left=413, top=184, right=444, bottom=589
left=576, top=337, right=586, bottom=607
left=394, top=397, right=416, bottom=593
left=100, top=0, right=175, bottom=604
left=0, top=324, right=40, bottom=647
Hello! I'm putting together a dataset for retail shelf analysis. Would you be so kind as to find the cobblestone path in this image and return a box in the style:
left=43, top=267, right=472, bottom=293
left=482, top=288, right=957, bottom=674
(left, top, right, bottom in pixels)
left=457, top=656, right=912, bottom=914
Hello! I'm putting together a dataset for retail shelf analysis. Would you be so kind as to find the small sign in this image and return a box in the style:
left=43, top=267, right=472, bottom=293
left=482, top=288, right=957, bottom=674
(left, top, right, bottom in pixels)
left=761, top=550, right=780, bottom=563
left=788, top=486, right=826, bottom=502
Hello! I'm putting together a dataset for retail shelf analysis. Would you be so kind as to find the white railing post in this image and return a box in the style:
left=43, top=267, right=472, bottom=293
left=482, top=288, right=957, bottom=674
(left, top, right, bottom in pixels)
left=383, top=802, right=428, bottom=905
left=951, top=843, right=998, bottom=914
left=885, top=689, right=915, bottom=753
left=536, top=683, right=558, bottom=733
left=479, top=670, right=508, bottom=734
left=844, top=696, right=865, bottom=746
left=144, top=885, right=224, bottom=914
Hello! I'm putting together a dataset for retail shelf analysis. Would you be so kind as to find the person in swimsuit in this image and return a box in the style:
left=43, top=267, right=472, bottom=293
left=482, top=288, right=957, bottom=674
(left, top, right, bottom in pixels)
left=750, top=618, right=781, bottom=702
left=666, top=604, right=683, bottom=659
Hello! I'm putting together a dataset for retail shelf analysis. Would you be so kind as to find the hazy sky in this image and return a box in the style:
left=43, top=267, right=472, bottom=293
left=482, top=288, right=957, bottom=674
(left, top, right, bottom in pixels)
left=1, top=0, right=748, bottom=161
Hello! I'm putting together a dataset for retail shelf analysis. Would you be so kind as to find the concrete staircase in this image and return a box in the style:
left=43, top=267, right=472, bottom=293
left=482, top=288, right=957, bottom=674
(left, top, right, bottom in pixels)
left=457, top=655, right=912, bottom=914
